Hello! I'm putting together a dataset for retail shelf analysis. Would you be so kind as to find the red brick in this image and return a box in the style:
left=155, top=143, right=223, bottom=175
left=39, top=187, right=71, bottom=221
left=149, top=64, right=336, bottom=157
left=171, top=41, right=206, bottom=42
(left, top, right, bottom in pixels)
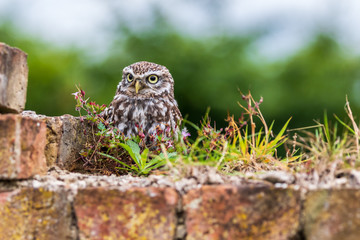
left=0, top=114, right=47, bottom=179
left=0, top=42, right=28, bottom=113
left=183, top=184, right=300, bottom=240
left=74, top=187, right=179, bottom=240
left=0, top=188, right=74, bottom=239
left=304, top=189, right=360, bottom=240
left=21, top=112, right=94, bottom=171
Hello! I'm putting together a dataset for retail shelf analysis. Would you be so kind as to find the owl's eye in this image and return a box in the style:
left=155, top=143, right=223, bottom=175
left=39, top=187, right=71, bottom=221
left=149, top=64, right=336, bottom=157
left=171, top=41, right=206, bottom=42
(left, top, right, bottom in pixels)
left=147, top=75, right=159, bottom=84
left=127, top=73, right=134, bottom=82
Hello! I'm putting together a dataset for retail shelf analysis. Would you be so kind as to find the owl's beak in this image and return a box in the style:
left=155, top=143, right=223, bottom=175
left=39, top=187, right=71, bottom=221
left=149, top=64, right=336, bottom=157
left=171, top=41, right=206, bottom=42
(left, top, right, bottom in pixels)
left=135, top=81, right=141, bottom=94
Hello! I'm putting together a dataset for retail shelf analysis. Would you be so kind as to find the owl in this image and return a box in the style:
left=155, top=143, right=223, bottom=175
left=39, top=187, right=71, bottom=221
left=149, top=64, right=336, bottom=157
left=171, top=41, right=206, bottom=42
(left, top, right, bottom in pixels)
left=102, top=61, right=182, bottom=139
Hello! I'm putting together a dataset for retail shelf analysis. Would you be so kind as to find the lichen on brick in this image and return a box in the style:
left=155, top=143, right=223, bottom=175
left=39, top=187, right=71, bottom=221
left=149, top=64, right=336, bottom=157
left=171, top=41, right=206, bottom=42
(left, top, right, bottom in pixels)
left=0, top=187, right=73, bottom=240
left=74, top=187, right=179, bottom=240
left=184, top=185, right=300, bottom=240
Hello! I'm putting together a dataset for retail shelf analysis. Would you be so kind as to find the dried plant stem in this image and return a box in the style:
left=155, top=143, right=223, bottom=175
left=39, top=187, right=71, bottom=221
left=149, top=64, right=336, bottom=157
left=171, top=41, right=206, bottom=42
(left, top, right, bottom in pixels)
left=216, top=141, right=228, bottom=169
left=88, top=136, right=104, bottom=163
left=161, top=144, right=173, bottom=170
left=345, top=96, right=360, bottom=155
left=248, top=98, right=256, bottom=159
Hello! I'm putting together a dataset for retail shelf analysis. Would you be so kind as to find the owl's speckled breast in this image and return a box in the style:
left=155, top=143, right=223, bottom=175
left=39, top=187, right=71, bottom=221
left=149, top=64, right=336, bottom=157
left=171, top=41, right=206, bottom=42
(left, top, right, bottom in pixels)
left=112, top=95, right=175, bottom=137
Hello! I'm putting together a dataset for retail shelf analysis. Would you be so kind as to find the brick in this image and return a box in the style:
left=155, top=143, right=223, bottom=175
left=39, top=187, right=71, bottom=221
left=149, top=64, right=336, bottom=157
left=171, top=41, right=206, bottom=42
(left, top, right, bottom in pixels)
left=183, top=184, right=300, bottom=240
left=20, top=112, right=63, bottom=168
left=43, top=116, right=63, bottom=167
left=0, top=187, right=74, bottom=240
left=21, top=112, right=94, bottom=171
left=0, top=42, right=28, bottom=113
left=0, top=114, right=47, bottom=179
left=57, top=114, right=93, bottom=170
left=304, top=189, right=360, bottom=240
left=74, top=187, right=179, bottom=240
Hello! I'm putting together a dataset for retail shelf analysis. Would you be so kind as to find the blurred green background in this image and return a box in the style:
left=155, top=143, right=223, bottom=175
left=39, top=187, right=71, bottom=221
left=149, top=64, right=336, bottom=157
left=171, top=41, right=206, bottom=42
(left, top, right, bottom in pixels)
left=1, top=1, right=360, bottom=132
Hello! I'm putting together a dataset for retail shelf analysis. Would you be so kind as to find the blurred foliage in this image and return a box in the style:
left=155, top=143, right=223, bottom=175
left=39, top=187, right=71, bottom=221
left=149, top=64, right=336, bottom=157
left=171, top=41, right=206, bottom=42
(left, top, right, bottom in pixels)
left=1, top=17, right=360, bottom=133
left=0, top=22, right=89, bottom=115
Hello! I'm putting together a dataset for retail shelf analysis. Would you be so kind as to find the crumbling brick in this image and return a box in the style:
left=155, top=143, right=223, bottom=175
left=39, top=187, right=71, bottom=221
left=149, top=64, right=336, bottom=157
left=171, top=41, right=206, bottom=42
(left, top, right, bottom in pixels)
left=21, top=112, right=94, bottom=171
left=57, top=114, right=93, bottom=171
left=0, top=42, right=28, bottom=113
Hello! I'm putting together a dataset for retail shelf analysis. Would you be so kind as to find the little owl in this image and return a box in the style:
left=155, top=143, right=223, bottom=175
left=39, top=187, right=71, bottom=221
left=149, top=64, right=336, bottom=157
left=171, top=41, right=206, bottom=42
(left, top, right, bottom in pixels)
left=102, top=61, right=182, bottom=138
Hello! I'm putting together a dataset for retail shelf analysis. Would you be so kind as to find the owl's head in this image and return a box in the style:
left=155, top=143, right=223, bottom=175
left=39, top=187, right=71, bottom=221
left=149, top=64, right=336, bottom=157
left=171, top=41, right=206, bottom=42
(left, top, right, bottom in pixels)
left=117, top=61, right=175, bottom=99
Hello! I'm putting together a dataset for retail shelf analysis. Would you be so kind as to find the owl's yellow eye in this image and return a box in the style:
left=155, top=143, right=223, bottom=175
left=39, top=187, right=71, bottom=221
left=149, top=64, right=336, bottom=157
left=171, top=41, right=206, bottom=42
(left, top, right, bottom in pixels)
left=147, top=75, right=158, bottom=84
left=127, top=73, right=134, bottom=82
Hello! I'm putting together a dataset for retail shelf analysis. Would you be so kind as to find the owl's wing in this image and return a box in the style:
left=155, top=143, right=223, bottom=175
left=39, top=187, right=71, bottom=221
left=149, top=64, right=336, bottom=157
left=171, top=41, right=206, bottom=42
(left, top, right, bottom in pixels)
left=101, top=83, right=123, bottom=123
left=172, top=99, right=183, bottom=125
left=100, top=103, right=114, bottom=122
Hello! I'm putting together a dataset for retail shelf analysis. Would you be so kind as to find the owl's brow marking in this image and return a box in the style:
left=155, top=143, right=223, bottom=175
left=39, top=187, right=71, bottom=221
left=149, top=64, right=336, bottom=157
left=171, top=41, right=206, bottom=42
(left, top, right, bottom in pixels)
left=123, top=68, right=134, bottom=75
left=143, top=70, right=163, bottom=76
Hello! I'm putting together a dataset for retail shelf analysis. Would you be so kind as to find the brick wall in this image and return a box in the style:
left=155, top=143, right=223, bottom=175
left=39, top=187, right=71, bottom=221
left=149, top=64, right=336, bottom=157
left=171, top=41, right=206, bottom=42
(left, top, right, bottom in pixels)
left=1, top=42, right=360, bottom=240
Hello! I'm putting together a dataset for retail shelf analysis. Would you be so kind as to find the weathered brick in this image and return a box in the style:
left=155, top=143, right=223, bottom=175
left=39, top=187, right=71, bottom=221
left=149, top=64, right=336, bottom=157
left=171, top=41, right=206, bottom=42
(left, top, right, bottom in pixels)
left=304, top=189, right=360, bottom=240
left=43, top=116, right=63, bottom=167
left=0, top=187, right=74, bottom=240
left=74, top=187, right=179, bottom=240
left=0, top=114, right=47, bottom=179
left=183, top=184, right=300, bottom=240
left=57, top=114, right=93, bottom=170
left=0, top=42, right=28, bottom=113
left=21, top=112, right=94, bottom=170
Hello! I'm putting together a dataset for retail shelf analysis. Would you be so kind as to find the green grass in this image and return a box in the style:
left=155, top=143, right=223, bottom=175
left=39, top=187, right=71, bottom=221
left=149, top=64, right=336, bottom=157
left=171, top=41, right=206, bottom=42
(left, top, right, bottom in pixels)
left=73, top=87, right=360, bottom=176
left=290, top=97, right=360, bottom=175
left=170, top=93, right=294, bottom=173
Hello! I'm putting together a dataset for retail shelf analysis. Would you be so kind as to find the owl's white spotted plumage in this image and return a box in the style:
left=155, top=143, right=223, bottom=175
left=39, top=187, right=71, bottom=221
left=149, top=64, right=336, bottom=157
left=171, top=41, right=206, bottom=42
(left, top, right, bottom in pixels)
left=102, top=61, right=182, bottom=138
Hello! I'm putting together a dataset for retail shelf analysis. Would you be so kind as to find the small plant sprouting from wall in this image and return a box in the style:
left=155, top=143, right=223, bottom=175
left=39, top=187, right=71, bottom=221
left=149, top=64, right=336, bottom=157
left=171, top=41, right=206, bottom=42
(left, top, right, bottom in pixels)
left=73, top=86, right=360, bottom=177
left=73, top=86, right=178, bottom=175
left=288, top=97, right=360, bottom=180
left=73, top=86, right=302, bottom=176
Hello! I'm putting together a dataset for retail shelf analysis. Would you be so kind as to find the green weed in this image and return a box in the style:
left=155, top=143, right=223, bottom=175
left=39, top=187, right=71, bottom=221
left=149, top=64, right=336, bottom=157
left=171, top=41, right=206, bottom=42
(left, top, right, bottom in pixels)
left=73, top=86, right=176, bottom=175
left=289, top=97, right=360, bottom=176
left=75, top=87, right=360, bottom=177
left=170, top=92, right=295, bottom=173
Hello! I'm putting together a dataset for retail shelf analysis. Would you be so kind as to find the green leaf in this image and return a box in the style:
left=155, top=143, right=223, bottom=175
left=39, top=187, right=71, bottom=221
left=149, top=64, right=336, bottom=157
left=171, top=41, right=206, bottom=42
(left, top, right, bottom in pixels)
left=119, top=143, right=139, bottom=165
left=126, top=140, right=141, bottom=154
left=182, top=119, right=200, bottom=131
left=323, top=111, right=331, bottom=144
left=267, top=118, right=291, bottom=150
left=144, top=160, right=166, bottom=171
left=97, top=122, right=106, bottom=131
left=167, top=152, right=178, bottom=158
left=97, top=152, right=132, bottom=169
left=139, top=148, right=149, bottom=169
left=141, top=148, right=149, bottom=159
left=334, top=114, right=355, bottom=134
left=156, top=152, right=178, bottom=161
